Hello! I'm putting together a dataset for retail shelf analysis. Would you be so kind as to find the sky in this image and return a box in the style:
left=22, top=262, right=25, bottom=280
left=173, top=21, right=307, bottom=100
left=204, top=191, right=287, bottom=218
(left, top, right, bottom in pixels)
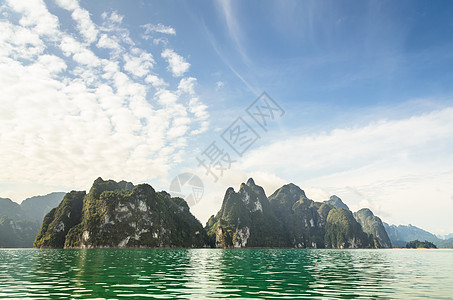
left=1, top=0, right=453, bottom=235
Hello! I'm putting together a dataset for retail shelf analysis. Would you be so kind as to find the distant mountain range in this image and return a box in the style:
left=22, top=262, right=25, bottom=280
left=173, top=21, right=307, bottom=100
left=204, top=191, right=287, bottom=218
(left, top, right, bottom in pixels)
left=436, top=233, right=453, bottom=240
left=0, top=193, right=65, bottom=247
left=384, top=223, right=453, bottom=248
left=1, top=178, right=452, bottom=248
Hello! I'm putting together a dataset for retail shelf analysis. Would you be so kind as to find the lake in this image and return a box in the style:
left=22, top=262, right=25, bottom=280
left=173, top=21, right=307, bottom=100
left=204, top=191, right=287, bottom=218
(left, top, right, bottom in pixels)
left=0, top=248, right=452, bottom=299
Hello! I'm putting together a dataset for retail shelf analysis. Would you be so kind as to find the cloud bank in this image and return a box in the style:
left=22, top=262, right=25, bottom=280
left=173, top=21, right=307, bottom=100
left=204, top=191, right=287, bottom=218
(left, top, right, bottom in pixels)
left=236, top=107, right=453, bottom=234
left=0, top=0, right=209, bottom=199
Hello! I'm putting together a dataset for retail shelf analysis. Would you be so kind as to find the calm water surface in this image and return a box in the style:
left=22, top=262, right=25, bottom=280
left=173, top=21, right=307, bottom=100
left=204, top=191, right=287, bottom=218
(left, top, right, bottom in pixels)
left=0, top=248, right=452, bottom=299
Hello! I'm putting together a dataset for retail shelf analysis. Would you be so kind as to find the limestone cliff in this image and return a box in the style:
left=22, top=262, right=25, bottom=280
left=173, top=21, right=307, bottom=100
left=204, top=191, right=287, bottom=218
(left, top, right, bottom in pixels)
left=205, top=178, right=286, bottom=248
left=34, top=178, right=208, bottom=248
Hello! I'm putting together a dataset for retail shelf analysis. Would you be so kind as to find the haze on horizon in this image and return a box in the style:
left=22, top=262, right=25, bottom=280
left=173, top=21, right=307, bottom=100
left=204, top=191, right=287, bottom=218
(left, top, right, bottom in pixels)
left=1, top=0, right=452, bottom=235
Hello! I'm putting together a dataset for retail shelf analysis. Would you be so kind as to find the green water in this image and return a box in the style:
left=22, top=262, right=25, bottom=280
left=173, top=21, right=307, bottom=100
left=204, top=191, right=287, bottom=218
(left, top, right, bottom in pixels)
left=0, top=249, right=452, bottom=299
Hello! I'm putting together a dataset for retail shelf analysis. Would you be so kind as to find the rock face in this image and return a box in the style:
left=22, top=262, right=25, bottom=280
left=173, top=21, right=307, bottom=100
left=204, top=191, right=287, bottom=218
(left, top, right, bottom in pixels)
left=34, top=178, right=208, bottom=248
left=324, top=208, right=371, bottom=248
left=324, top=195, right=349, bottom=210
left=269, top=183, right=331, bottom=248
left=354, top=208, right=392, bottom=248
left=33, top=191, right=85, bottom=248
left=205, top=178, right=286, bottom=248
left=206, top=179, right=384, bottom=249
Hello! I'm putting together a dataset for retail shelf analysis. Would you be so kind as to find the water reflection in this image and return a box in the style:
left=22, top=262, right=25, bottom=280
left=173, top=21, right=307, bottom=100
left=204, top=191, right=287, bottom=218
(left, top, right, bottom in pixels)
left=0, top=249, right=452, bottom=299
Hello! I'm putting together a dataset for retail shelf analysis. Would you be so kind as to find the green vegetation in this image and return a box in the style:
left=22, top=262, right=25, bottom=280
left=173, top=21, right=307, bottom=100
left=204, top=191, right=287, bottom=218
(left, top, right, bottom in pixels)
left=354, top=208, right=392, bottom=248
left=325, top=208, right=370, bottom=248
left=31, top=177, right=436, bottom=250
left=33, top=191, right=85, bottom=248
left=206, top=179, right=380, bottom=249
left=34, top=178, right=208, bottom=248
left=406, top=240, right=437, bottom=249
left=205, top=179, right=287, bottom=248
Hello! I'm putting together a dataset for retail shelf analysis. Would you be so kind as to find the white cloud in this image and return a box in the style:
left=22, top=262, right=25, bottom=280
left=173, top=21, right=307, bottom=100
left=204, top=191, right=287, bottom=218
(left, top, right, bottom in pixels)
left=97, top=34, right=121, bottom=51
left=73, top=48, right=100, bottom=66
left=237, top=107, right=453, bottom=233
left=142, top=23, right=176, bottom=35
left=145, top=74, right=168, bottom=88
left=54, top=0, right=78, bottom=11
left=6, top=0, right=60, bottom=38
left=161, top=49, right=190, bottom=77
left=216, top=81, right=224, bottom=90
left=123, top=48, right=154, bottom=78
left=178, top=77, right=197, bottom=94
left=152, top=38, right=169, bottom=46
left=0, top=1, right=209, bottom=203
left=72, top=8, right=98, bottom=43
left=101, top=11, right=123, bottom=24
left=242, top=108, right=453, bottom=174
left=55, top=0, right=98, bottom=44
left=188, top=97, right=209, bottom=134
left=0, top=21, right=45, bottom=60
left=100, top=11, right=133, bottom=46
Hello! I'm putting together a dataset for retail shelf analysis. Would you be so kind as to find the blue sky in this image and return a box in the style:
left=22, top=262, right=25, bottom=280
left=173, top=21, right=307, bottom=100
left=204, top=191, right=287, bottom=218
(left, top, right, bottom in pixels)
left=1, top=0, right=453, bottom=234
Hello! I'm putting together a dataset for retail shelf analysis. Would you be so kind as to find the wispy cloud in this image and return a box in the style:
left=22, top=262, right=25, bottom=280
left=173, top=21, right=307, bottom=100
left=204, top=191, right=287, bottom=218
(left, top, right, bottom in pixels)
left=201, top=21, right=258, bottom=95
left=142, top=23, right=176, bottom=35
left=215, top=0, right=250, bottom=65
left=0, top=0, right=209, bottom=200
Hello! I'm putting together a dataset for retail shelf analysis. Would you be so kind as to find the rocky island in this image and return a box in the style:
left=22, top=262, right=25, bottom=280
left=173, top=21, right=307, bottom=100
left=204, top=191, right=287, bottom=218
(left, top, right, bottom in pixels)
left=34, top=178, right=209, bottom=248
left=206, top=178, right=391, bottom=249
left=34, top=177, right=391, bottom=249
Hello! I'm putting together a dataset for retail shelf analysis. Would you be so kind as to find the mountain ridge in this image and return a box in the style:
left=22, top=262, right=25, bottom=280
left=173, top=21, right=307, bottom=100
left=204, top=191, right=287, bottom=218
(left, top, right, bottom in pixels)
left=34, top=178, right=209, bottom=249
left=0, top=193, right=65, bottom=248
left=206, top=178, right=391, bottom=249
left=3, top=177, right=451, bottom=249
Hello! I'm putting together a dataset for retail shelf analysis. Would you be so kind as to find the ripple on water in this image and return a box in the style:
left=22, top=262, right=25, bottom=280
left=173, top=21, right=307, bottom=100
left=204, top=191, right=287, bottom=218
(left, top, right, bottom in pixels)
left=0, top=249, right=453, bottom=299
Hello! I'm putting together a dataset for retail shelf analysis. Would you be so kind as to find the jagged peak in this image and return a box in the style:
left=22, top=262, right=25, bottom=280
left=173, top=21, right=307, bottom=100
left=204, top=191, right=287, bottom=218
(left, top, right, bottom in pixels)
left=94, top=177, right=104, bottom=183
left=239, top=179, right=267, bottom=201
left=133, top=183, right=155, bottom=195
left=0, top=197, right=16, bottom=204
left=225, top=187, right=235, bottom=197
left=268, top=183, right=307, bottom=205
left=325, top=195, right=349, bottom=210
left=356, top=208, right=374, bottom=217
left=282, top=183, right=306, bottom=196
